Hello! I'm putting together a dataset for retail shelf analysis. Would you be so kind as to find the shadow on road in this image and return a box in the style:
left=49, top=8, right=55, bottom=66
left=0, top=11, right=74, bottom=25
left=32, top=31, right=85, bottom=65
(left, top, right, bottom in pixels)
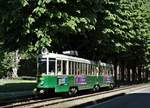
left=73, top=93, right=150, bottom=108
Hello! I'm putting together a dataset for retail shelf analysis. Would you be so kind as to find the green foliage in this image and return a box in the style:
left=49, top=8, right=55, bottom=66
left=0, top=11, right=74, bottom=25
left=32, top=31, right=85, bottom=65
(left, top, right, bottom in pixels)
left=0, top=0, right=102, bottom=53
left=0, top=52, right=15, bottom=78
left=93, top=0, right=150, bottom=67
left=0, top=0, right=150, bottom=77
left=0, top=50, right=30, bottom=78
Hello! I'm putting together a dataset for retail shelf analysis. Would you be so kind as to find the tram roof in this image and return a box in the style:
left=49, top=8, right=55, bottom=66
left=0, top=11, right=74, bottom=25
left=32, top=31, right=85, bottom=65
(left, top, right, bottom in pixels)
left=40, top=53, right=113, bottom=66
left=40, top=53, right=92, bottom=64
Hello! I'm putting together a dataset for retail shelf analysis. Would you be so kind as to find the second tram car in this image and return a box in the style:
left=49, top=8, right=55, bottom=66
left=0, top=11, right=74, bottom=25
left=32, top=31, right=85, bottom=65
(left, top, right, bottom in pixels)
left=34, top=52, right=114, bottom=96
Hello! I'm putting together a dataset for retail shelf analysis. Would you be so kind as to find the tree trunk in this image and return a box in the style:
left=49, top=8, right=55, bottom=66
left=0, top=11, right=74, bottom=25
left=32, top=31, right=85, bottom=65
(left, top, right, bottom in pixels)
left=138, top=65, right=142, bottom=82
left=132, top=66, right=136, bottom=83
left=114, top=62, right=117, bottom=85
left=127, top=66, right=130, bottom=84
left=145, top=68, right=148, bottom=82
left=12, top=50, right=20, bottom=78
left=121, top=62, right=125, bottom=83
left=12, top=67, right=18, bottom=78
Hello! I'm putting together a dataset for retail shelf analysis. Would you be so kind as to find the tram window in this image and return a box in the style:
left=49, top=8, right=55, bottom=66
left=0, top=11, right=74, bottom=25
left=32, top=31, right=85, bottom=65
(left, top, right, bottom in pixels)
left=80, top=63, right=82, bottom=75
left=84, top=64, right=85, bottom=74
left=69, top=61, right=72, bottom=75
left=86, top=64, right=88, bottom=75
left=49, top=58, right=55, bottom=75
left=75, top=62, right=78, bottom=75
left=77, top=62, right=80, bottom=75
left=82, top=63, right=84, bottom=74
left=91, top=65, right=93, bottom=75
left=76, top=63, right=78, bottom=75
left=90, top=64, right=92, bottom=75
left=57, top=60, right=62, bottom=75
left=104, top=69, right=108, bottom=75
left=83, top=63, right=86, bottom=74
left=80, top=63, right=82, bottom=74
left=87, top=64, right=89, bottom=75
left=77, top=63, right=79, bottom=74
left=76, top=62, right=78, bottom=75
left=72, top=62, right=76, bottom=75
left=92, top=65, right=95, bottom=75
left=63, top=60, right=67, bottom=75
left=99, top=66, right=102, bottom=75
left=79, top=63, right=81, bottom=74
left=108, top=70, right=110, bottom=75
left=78, top=63, right=79, bottom=74
left=85, top=64, right=87, bottom=75
left=78, top=63, right=81, bottom=75
left=95, top=66, right=97, bottom=75
left=107, top=67, right=110, bottom=74
left=81, top=63, right=83, bottom=74
left=80, top=63, right=83, bottom=74
left=72, top=62, right=74, bottom=75
left=110, top=67, right=113, bottom=74
left=88, top=64, right=91, bottom=75
left=93, top=65, right=96, bottom=75
left=101, top=66, right=104, bottom=75
left=88, top=64, right=90, bottom=75
left=73, top=62, right=76, bottom=75
left=74, top=62, right=76, bottom=75
left=38, top=58, right=46, bottom=75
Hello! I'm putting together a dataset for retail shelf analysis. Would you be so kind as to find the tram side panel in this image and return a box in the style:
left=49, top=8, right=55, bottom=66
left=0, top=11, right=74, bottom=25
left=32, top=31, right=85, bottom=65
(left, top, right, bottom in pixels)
left=74, top=75, right=97, bottom=90
left=56, top=75, right=98, bottom=92
left=36, top=74, right=114, bottom=94
left=37, top=75, right=72, bottom=93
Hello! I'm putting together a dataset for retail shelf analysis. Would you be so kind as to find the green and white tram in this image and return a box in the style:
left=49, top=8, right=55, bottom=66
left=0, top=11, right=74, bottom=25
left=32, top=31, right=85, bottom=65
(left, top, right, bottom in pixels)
left=34, top=52, right=114, bottom=96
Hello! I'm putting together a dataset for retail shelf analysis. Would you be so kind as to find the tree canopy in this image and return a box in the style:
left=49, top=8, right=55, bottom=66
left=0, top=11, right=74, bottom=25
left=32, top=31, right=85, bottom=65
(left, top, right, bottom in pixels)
left=0, top=0, right=150, bottom=80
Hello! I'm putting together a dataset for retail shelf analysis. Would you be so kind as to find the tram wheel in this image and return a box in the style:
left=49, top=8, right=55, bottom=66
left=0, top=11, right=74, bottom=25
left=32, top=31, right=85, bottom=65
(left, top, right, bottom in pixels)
left=93, top=85, right=100, bottom=92
left=68, top=87, right=78, bottom=96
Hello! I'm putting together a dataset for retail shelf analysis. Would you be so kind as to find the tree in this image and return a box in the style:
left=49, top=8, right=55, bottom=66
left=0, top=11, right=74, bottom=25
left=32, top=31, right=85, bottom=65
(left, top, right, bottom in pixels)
left=0, top=0, right=150, bottom=83
left=93, top=0, right=150, bottom=83
left=0, top=0, right=102, bottom=53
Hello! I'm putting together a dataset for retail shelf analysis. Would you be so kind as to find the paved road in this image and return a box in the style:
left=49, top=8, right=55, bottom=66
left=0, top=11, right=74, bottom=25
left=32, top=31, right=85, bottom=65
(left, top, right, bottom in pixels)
left=88, top=86, right=150, bottom=108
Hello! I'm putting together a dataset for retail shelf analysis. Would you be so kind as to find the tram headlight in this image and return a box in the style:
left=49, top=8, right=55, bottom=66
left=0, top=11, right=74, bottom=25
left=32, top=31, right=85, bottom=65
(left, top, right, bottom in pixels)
left=33, top=88, right=37, bottom=94
left=40, top=89, right=44, bottom=94
left=33, top=88, right=37, bottom=92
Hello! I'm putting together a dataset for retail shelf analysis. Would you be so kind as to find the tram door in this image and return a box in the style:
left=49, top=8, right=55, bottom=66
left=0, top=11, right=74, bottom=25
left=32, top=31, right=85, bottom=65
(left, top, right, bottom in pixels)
left=57, top=60, right=68, bottom=85
left=57, top=60, right=62, bottom=75
left=63, top=61, right=67, bottom=75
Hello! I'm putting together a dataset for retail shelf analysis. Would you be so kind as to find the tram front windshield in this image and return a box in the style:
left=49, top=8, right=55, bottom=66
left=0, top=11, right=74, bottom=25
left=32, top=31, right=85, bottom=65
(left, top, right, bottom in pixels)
left=38, top=58, right=47, bottom=75
left=38, top=58, right=56, bottom=75
left=48, top=58, right=55, bottom=75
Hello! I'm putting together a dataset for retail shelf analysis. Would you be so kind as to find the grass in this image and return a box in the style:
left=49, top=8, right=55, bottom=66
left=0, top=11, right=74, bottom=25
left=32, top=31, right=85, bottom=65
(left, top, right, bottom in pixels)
left=0, top=79, right=36, bottom=92
left=0, top=79, right=37, bottom=102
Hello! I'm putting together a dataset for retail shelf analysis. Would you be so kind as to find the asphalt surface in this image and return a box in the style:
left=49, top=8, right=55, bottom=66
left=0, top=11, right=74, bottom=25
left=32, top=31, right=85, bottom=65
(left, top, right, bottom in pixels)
left=88, top=86, right=150, bottom=108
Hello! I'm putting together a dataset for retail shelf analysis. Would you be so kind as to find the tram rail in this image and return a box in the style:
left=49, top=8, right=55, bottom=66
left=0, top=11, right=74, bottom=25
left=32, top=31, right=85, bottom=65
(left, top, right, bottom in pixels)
left=1, top=83, right=150, bottom=108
